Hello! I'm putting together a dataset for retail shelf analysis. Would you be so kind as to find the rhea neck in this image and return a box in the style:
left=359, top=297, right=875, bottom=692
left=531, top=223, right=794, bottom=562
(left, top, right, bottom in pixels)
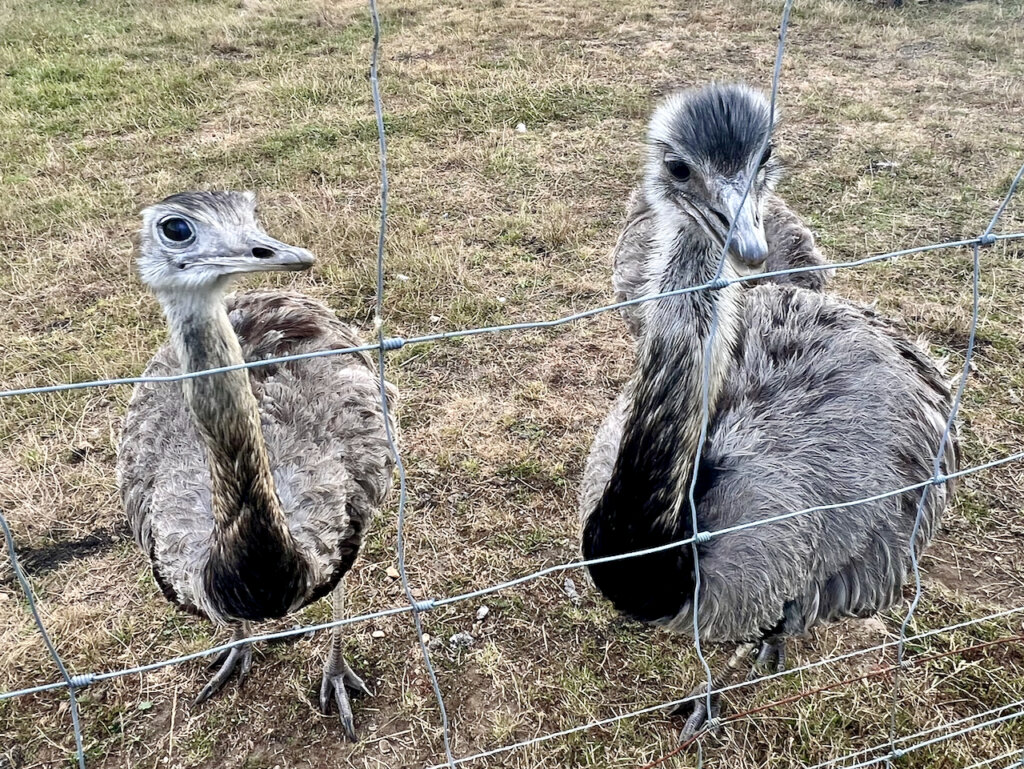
left=634, top=202, right=746, bottom=481
left=160, top=282, right=283, bottom=529
left=156, top=276, right=307, bottom=621
left=581, top=199, right=745, bottom=625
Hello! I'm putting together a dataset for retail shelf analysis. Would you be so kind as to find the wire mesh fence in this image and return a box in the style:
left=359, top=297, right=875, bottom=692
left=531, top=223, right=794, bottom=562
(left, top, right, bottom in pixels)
left=1, top=0, right=1023, bottom=767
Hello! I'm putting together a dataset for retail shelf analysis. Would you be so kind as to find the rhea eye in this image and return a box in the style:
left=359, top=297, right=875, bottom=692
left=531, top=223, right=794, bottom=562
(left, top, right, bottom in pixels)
left=759, top=144, right=773, bottom=167
left=665, top=157, right=691, bottom=181
left=159, top=217, right=194, bottom=244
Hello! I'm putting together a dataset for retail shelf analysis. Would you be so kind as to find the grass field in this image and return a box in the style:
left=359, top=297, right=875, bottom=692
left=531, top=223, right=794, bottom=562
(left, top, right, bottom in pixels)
left=2, top=0, right=1024, bottom=766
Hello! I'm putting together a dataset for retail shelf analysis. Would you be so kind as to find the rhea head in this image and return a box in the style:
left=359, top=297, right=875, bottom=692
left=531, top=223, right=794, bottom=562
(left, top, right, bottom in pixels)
left=645, top=83, right=780, bottom=276
left=136, top=191, right=314, bottom=298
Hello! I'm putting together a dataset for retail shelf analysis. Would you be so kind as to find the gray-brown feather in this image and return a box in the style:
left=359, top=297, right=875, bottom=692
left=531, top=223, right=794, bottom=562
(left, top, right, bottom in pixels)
left=611, top=187, right=832, bottom=337
left=580, top=285, right=956, bottom=642
left=117, top=290, right=397, bottom=622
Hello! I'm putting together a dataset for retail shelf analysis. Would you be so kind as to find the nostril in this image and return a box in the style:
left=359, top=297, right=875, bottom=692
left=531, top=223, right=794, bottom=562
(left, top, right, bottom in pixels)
left=252, top=247, right=275, bottom=259
left=710, top=209, right=730, bottom=229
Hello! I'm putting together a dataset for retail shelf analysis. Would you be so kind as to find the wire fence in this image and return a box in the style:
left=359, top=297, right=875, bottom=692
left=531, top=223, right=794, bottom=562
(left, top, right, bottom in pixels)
left=1, top=0, right=1023, bottom=766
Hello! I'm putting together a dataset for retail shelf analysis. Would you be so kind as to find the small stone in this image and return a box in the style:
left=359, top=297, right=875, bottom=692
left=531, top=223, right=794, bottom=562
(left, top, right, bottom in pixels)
left=497, top=296, right=507, bottom=304
left=449, top=631, right=474, bottom=649
left=372, top=630, right=386, bottom=639
left=563, top=577, right=582, bottom=606
left=515, top=122, right=527, bottom=133
left=475, top=605, right=489, bottom=621
left=386, top=566, right=400, bottom=579
left=395, top=273, right=410, bottom=282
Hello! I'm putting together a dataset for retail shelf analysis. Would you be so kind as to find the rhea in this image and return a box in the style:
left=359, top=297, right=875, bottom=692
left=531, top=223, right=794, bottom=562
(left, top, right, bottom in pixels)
left=609, top=117, right=831, bottom=338
left=578, top=84, right=958, bottom=737
left=117, top=192, right=396, bottom=740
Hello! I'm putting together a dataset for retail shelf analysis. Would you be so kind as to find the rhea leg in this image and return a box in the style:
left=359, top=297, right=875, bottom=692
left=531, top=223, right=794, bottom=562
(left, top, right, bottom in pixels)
left=194, top=621, right=253, bottom=705
left=319, top=580, right=371, bottom=741
left=746, top=634, right=787, bottom=681
left=670, top=642, right=756, bottom=740
left=672, top=634, right=790, bottom=740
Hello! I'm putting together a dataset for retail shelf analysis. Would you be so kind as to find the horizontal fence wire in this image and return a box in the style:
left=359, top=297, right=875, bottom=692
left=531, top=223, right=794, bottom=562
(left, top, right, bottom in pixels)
left=1, top=232, right=1022, bottom=402
left=809, top=698, right=1024, bottom=769
left=1, top=132, right=1022, bottom=769
left=638, top=636, right=1024, bottom=769
left=817, top=705, right=1024, bottom=769
left=965, top=751, right=1024, bottom=769
left=444, top=635, right=1024, bottom=769
left=4, top=449, right=1024, bottom=704
left=1, top=0, right=1023, bottom=765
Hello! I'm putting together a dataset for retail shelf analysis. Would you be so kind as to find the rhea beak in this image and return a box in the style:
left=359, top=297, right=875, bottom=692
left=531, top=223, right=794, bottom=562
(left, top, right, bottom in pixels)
left=221, top=232, right=316, bottom=275
left=719, top=186, right=768, bottom=276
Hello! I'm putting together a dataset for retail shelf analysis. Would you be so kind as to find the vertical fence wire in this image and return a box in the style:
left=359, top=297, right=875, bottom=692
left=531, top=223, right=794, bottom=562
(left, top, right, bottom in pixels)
left=366, top=0, right=456, bottom=765
left=686, top=0, right=796, bottom=733
left=887, top=157, right=1024, bottom=758
left=886, top=245, right=981, bottom=758
left=1, top=513, right=86, bottom=769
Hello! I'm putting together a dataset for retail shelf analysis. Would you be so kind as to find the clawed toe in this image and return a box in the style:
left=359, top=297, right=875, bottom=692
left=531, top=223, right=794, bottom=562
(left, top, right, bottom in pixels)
left=342, top=663, right=372, bottom=699
left=670, top=682, right=722, bottom=742
left=194, top=643, right=252, bottom=706
left=320, top=660, right=371, bottom=741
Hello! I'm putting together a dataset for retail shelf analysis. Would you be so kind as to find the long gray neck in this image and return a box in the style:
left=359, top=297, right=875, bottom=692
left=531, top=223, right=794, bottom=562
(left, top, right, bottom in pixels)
left=635, top=219, right=745, bottom=513
left=580, top=213, right=744, bottom=624
left=160, top=288, right=308, bottom=621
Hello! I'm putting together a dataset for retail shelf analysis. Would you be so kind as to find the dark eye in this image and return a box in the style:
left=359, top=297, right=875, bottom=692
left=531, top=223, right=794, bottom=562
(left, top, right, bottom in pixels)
left=759, top=145, right=773, bottom=167
left=665, top=158, right=691, bottom=181
left=159, top=217, right=194, bottom=243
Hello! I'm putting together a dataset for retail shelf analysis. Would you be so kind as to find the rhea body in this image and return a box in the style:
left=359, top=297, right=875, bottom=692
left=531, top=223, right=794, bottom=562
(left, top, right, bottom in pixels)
left=118, top=192, right=396, bottom=739
left=578, top=85, right=958, bottom=736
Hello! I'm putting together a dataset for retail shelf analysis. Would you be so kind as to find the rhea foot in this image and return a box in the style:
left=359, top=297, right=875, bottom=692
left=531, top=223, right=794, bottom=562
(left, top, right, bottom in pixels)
left=194, top=641, right=253, bottom=705
left=319, top=658, right=372, bottom=741
left=670, top=680, right=724, bottom=741
left=668, top=641, right=758, bottom=742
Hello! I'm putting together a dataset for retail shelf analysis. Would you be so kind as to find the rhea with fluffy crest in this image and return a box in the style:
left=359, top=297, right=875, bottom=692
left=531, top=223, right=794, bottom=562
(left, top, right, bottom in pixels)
left=578, top=84, right=958, bottom=737
left=118, top=191, right=397, bottom=739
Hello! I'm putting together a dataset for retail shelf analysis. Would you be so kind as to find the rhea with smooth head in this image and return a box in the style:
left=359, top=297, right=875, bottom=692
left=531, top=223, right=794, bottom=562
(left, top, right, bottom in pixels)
left=644, top=83, right=780, bottom=279
left=123, top=191, right=397, bottom=737
left=137, top=191, right=316, bottom=622
left=138, top=191, right=314, bottom=296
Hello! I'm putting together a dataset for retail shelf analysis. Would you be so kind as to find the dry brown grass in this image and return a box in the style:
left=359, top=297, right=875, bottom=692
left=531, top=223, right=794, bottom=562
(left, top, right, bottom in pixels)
left=2, top=0, right=1024, bottom=766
